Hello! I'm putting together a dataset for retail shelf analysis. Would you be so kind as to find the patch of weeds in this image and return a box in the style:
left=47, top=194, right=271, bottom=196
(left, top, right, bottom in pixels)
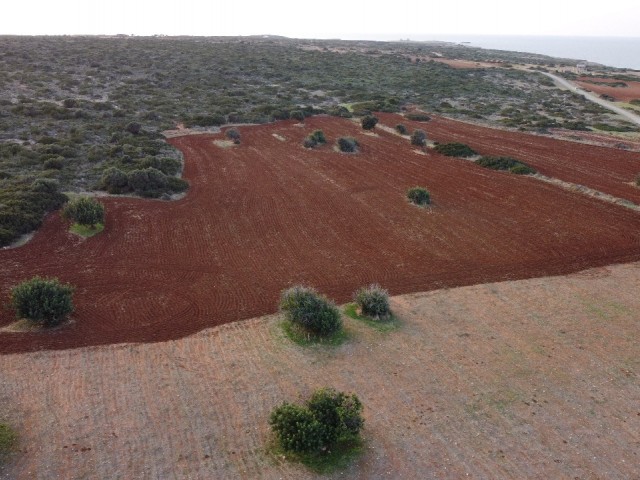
left=69, top=222, right=104, bottom=237
left=343, top=303, right=399, bottom=332
left=281, top=319, right=350, bottom=347
left=0, top=424, right=17, bottom=459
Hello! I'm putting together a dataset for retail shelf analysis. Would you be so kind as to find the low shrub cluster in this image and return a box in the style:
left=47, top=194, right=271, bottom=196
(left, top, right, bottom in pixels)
left=405, top=112, right=431, bottom=122
left=62, top=197, right=104, bottom=228
left=361, top=115, right=378, bottom=130
left=10, top=276, right=74, bottom=327
left=407, top=186, right=431, bottom=206
left=337, top=137, right=359, bottom=153
left=226, top=128, right=241, bottom=144
left=100, top=166, right=188, bottom=198
left=410, top=129, right=427, bottom=146
left=354, top=284, right=390, bottom=319
left=303, top=130, right=326, bottom=148
left=280, top=285, right=342, bottom=337
left=475, top=156, right=536, bottom=175
left=395, top=124, right=407, bottom=135
left=434, top=142, right=477, bottom=157
left=270, top=387, right=364, bottom=455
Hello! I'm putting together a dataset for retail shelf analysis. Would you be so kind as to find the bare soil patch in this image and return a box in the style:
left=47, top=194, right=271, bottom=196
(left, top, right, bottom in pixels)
left=575, top=76, right=640, bottom=102
left=2, top=116, right=640, bottom=354
left=1, top=262, right=639, bottom=479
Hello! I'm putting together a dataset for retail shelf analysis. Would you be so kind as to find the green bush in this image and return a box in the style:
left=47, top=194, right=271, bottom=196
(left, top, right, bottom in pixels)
left=337, top=137, right=358, bottom=153
left=280, top=285, right=342, bottom=336
left=406, top=112, right=431, bottom=122
left=407, top=186, right=431, bottom=206
left=410, top=129, right=427, bottom=146
left=10, top=276, right=74, bottom=327
left=476, top=156, right=536, bottom=174
left=139, top=157, right=182, bottom=176
left=354, top=284, right=390, bottom=318
left=361, top=115, right=378, bottom=130
left=395, top=124, right=407, bottom=135
left=434, top=142, right=477, bottom=157
left=304, top=130, right=326, bottom=148
left=226, top=128, right=241, bottom=143
left=43, top=156, right=64, bottom=170
left=125, top=122, right=141, bottom=134
left=0, top=424, right=17, bottom=457
left=270, top=388, right=363, bottom=455
left=290, top=110, right=305, bottom=122
left=100, top=167, right=129, bottom=194
left=127, top=167, right=168, bottom=196
left=62, top=197, right=105, bottom=228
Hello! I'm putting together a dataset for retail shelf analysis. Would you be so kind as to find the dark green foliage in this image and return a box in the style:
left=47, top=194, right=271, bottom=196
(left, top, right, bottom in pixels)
left=184, top=114, right=226, bottom=128
left=395, top=124, right=407, bottom=134
left=337, top=137, right=358, bottom=153
left=100, top=167, right=129, bottom=194
left=270, top=388, right=364, bottom=455
left=139, top=157, right=182, bottom=176
left=410, top=129, right=427, bottom=146
left=127, top=167, right=168, bottom=197
left=593, top=123, right=638, bottom=133
left=10, top=276, right=74, bottom=327
left=0, top=424, right=17, bottom=457
left=327, top=106, right=353, bottom=118
left=43, top=156, right=64, bottom=170
left=476, top=156, right=536, bottom=174
left=354, top=284, right=391, bottom=318
left=304, top=130, right=326, bottom=148
left=226, top=128, right=241, bottom=141
left=62, top=197, right=105, bottom=228
left=290, top=110, right=305, bottom=122
left=406, top=112, right=431, bottom=121
left=280, top=285, right=342, bottom=337
left=407, top=186, right=431, bottom=206
left=361, top=115, right=378, bottom=130
left=434, top=142, right=477, bottom=157
left=125, top=122, right=142, bottom=135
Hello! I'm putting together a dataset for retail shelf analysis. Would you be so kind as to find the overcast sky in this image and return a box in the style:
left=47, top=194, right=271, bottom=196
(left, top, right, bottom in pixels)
left=2, top=0, right=638, bottom=38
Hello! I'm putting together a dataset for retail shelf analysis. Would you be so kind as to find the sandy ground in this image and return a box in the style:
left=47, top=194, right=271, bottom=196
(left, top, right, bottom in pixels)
left=1, top=261, right=639, bottom=479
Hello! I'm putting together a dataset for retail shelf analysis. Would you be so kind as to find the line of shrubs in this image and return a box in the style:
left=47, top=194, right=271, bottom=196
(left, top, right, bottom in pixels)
left=475, top=156, right=537, bottom=175
left=99, top=166, right=188, bottom=198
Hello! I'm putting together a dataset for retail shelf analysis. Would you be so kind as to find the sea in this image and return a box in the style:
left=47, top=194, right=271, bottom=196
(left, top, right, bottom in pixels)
left=357, top=34, right=640, bottom=70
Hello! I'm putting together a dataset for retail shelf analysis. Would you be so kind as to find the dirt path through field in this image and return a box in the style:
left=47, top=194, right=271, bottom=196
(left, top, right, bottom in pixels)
left=1, top=261, right=639, bottom=479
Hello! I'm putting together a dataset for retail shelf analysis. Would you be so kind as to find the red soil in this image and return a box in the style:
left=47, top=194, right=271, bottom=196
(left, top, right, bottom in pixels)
left=379, top=113, right=640, bottom=203
left=575, top=76, right=640, bottom=102
left=2, top=116, right=640, bottom=354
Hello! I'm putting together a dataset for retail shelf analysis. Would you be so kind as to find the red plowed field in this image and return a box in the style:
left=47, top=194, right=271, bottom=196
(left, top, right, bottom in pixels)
left=2, top=116, right=640, bottom=353
left=378, top=113, right=640, bottom=203
left=575, top=76, right=640, bottom=102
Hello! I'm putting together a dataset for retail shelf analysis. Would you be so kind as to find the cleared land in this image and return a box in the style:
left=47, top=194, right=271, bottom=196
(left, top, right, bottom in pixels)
left=575, top=76, right=640, bottom=103
left=2, top=115, right=640, bottom=354
left=1, top=261, right=639, bottom=479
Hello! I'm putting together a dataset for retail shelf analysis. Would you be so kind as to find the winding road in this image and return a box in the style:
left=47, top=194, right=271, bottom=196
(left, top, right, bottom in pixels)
left=542, top=72, right=640, bottom=126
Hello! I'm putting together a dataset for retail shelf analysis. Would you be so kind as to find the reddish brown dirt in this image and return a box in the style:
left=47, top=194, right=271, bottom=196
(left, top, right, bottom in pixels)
left=379, top=112, right=640, bottom=203
left=575, top=76, right=640, bottom=102
left=1, top=262, right=639, bottom=478
left=2, top=116, right=640, bottom=354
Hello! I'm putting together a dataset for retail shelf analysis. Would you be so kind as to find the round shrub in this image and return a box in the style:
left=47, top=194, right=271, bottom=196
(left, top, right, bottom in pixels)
left=337, top=137, right=358, bottom=153
left=395, top=124, right=407, bottom=135
left=127, top=167, right=168, bottom=196
left=62, top=197, right=104, bottom=228
left=10, top=276, right=74, bottom=327
left=290, top=110, right=305, bottom=122
left=361, top=115, right=378, bottom=130
left=410, top=129, right=427, bottom=146
left=407, top=186, right=431, bottom=206
left=310, top=130, right=326, bottom=144
left=354, top=284, right=390, bottom=318
left=270, top=388, right=364, bottom=455
left=280, top=285, right=342, bottom=336
left=100, top=167, right=129, bottom=194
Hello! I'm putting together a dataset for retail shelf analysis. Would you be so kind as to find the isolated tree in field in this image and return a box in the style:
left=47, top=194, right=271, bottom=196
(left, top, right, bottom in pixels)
left=361, top=115, right=378, bottom=130
left=280, top=285, right=342, bottom=336
left=226, top=128, right=241, bottom=144
left=410, top=129, right=427, bottom=146
left=407, top=186, right=431, bottom=206
left=270, top=387, right=364, bottom=455
left=395, top=124, right=407, bottom=135
left=10, top=276, right=74, bottom=327
left=337, top=137, right=358, bottom=153
left=63, top=197, right=105, bottom=229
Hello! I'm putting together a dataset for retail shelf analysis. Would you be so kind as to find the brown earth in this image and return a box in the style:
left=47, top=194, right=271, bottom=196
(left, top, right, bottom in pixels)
left=1, top=116, right=640, bottom=354
left=378, top=112, right=640, bottom=203
left=1, top=261, right=639, bottom=479
left=575, top=76, right=640, bottom=102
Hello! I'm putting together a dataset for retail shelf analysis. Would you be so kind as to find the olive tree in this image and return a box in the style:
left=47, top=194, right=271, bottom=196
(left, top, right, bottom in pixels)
left=62, top=197, right=105, bottom=228
left=10, top=276, right=74, bottom=327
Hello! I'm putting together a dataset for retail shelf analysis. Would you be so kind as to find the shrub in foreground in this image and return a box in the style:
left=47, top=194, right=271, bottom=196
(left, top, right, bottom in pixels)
left=280, top=285, right=342, bottom=336
left=434, top=142, right=477, bottom=157
left=410, top=129, right=427, bottom=146
left=270, top=387, right=364, bottom=455
left=10, top=276, right=74, bottom=327
left=407, top=187, right=431, bottom=206
left=354, top=284, right=390, bottom=318
left=337, top=137, right=358, bottom=153
left=62, top=197, right=104, bottom=228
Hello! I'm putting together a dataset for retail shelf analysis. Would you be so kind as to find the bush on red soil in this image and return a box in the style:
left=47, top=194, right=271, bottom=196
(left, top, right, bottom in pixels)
left=337, top=137, right=358, bottom=153
left=434, top=142, right=477, bottom=157
left=10, top=276, right=74, bottom=327
left=280, top=285, right=342, bottom=337
left=411, top=129, right=427, bottom=146
left=354, top=284, right=390, bottom=319
left=361, top=115, right=378, bottom=130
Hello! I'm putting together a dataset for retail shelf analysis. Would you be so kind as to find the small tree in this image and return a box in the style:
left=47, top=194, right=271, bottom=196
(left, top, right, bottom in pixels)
left=395, top=124, right=407, bottom=135
left=361, top=115, right=378, bottom=130
left=354, top=284, right=390, bottom=318
left=63, top=197, right=105, bottom=229
left=410, top=129, right=427, bottom=146
left=10, top=276, right=74, bottom=327
left=280, top=285, right=342, bottom=336
left=270, top=388, right=364, bottom=455
left=226, top=128, right=241, bottom=144
left=337, top=137, right=358, bottom=153
left=407, top=187, right=431, bottom=206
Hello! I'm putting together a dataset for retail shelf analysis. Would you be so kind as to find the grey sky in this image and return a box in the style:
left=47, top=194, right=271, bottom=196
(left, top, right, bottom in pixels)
left=2, top=0, right=638, bottom=38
